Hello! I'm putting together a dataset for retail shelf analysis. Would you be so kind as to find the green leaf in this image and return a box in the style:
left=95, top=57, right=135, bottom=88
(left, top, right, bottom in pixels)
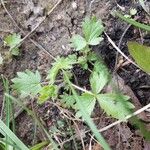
left=71, top=34, right=87, bottom=50
left=4, top=33, right=22, bottom=56
left=0, top=142, right=5, bottom=150
left=47, top=54, right=77, bottom=83
left=90, top=71, right=108, bottom=94
left=88, top=37, right=103, bottom=46
left=128, top=42, right=150, bottom=73
left=77, top=56, right=88, bottom=69
left=38, top=85, right=58, bottom=104
left=12, top=70, right=42, bottom=97
left=93, top=60, right=108, bottom=73
left=11, top=47, right=20, bottom=56
left=75, top=93, right=96, bottom=118
left=97, top=93, right=134, bottom=120
left=63, top=71, right=111, bottom=150
left=90, top=61, right=109, bottom=94
left=87, top=52, right=99, bottom=62
left=60, top=93, right=76, bottom=108
left=0, top=119, right=29, bottom=150
left=82, top=17, right=104, bottom=45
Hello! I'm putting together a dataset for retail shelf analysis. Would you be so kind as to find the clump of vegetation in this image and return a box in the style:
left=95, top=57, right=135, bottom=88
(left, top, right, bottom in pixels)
left=1, top=8, right=149, bottom=148
left=12, top=17, right=134, bottom=120
left=0, top=33, right=22, bottom=65
left=2, top=17, right=134, bottom=150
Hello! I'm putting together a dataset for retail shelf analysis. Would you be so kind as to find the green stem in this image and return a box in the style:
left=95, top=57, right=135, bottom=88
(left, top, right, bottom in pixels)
left=63, top=70, right=111, bottom=150
left=115, top=11, right=150, bottom=32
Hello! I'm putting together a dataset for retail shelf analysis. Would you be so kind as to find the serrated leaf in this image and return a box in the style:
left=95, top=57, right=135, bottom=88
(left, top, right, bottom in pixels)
left=82, top=17, right=104, bottom=45
left=90, top=61, right=109, bottom=94
left=60, top=93, right=75, bottom=108
left=88, top=37, right=103, bottom=46
left=97, top=93, right=134, bottom=120
left=47, top=55, right=77, bottom=84
left=75, top=93, right=96, bottom=118
left=87, top=52, right=99, bottom=62
left=38, top=85, right=58, bottom=104
left=4, top=33, right=22, bottom=56
left=93, top=60, right=108, bottom=73
left=11, top=47, right=20, bottom=56
left=128, top=42, right=150, bottom=73
left=71, top=34, right=87, bottom=50
left=12, top=70, right=42, bottom=97
left=90, top=71, right=108, bottom=94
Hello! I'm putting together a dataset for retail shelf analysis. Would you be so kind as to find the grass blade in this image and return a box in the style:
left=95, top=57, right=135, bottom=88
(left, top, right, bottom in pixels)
left=0, top=119, right=29, bottom=150
left=1, top=76, right=15, bottom=150
left=5, top=94, right=59, bottom=150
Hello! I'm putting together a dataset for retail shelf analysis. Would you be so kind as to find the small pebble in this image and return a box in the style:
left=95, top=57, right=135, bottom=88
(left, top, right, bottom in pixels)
left=72, top=1, right=77, bottom=10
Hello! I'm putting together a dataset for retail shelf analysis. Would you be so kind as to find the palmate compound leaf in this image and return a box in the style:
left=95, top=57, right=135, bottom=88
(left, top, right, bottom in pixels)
left=97, top=93, right=135, bottom=120
left=75, top=93, right=96, bottom=118
left=71, top=17, right=104, bottom=51
left=82, top=16, right=104, bottom=46
left=47, top=54, right=77, bottom=84
left=12, top=70, right=42, bottom=97
left=4, top=33, right=22, bottom=56
left=38, top=85, right=58, bottom=104
left=128, top=42, right=150, bottom=73
left=90, top=61, right=109, bottom=94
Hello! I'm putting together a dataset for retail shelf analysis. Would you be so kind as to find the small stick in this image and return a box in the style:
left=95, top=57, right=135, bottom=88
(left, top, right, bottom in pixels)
left=114, top=24, right=131, bottom=72
left=99, top=102, right=150, bottom=132
left=105, top=32, right=140, bottom=69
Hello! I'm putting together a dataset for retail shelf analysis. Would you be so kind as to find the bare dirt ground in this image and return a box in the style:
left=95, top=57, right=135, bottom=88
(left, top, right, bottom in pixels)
left=0, top=0, right=150, bottom=149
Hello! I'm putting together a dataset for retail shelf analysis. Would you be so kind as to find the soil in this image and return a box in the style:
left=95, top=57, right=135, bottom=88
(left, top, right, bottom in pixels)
left=0, top=0, right=150, bottom=150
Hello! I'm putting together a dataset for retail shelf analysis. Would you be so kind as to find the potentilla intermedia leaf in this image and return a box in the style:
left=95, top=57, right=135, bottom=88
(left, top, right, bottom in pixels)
left=12, top=70, right=42, bottom=97
left=47, top=54, right=77, bottom=84
left=90, top=61, right=109, bottom=94
left=82, top=17, right=104, bottom=45
left=71, top=34, right=87, bottom=50
left=38, top=85, right=58, bottom=104
left=4, top=33, right=22, bottom=56
left=128, top=42, right=150, bottom=73
left=90, top=71, right=108, bottom=94
left=75, top=93, right=96, bottom=118
left=97, top=93, right=135, bottom=120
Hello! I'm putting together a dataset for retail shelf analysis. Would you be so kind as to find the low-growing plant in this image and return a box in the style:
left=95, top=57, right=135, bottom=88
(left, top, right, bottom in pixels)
left=9, top=17, right=136, bottom=149
left=12, top=17, right=134, bottom=120
left=0, top=33, right=22, bottom=65
left=4, top=33, right=22, bottom=56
